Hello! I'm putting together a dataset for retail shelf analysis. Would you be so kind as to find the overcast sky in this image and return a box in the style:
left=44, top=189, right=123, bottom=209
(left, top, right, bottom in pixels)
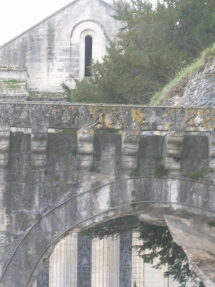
left=0, top=0, right=76, bottom=46
left=0, top=0, right=155, bottom=47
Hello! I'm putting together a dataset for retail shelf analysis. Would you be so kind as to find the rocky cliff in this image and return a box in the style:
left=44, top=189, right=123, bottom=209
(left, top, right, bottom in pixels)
left=165, top=57, right=215, bottom=107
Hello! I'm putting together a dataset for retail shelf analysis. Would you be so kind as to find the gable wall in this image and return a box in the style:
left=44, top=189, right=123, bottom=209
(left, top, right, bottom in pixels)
left=0, top=0, right=120, bottom=92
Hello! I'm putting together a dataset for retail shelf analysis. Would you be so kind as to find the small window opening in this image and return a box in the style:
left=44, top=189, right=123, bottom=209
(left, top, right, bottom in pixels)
left=85, top=36, right=93, bottom=77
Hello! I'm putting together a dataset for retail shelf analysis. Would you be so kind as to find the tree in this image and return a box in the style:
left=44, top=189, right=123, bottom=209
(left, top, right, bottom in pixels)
left=65, top=0, right=215, bottom=104
left=81, top=215, right=205, bottom=287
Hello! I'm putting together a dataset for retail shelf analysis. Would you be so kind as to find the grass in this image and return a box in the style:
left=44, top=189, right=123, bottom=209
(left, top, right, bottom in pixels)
left=0, top=79, right=25, bottom=90
left=29, top=91, right=65, bottom=99
left=186, top=168, right=207, bottom=180
left=90, top=166, right=100, bottom=173
left=54, top=175, right=60, bottom=181
left=154, top=165, right=168, bottom=178
left=150, top=42, right=215, bottom=106
left=131, top=190, right=137, bottom=209
left=131, top=190, right=136, bottom=197
left=152, top=154, right=162, bottom=161
left=71, top=146, right=77, bottom=156
left=130, top=169, right=139, bottom=177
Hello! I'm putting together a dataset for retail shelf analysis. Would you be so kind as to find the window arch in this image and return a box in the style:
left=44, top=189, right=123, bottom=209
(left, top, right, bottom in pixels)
left=70, top=22, right=108, bottom=80
left=85, top=35, right=93, bottom=77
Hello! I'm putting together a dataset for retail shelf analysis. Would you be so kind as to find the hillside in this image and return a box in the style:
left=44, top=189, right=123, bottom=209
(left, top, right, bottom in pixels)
left=150, top=43, right=215, bottom=107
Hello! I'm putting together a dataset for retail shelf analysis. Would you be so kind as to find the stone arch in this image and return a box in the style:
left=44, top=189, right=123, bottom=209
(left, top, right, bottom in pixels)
left=0, top=177, right=214, bottom=287
left=70, top=20, right=107, bottom=84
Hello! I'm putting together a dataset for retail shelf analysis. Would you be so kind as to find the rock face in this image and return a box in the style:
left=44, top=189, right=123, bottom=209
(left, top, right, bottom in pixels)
left=164, top=215, right=215, bottom=287
left=166, top=58, right=215, bottom=107
left=180, top=58, right=215, bottom=106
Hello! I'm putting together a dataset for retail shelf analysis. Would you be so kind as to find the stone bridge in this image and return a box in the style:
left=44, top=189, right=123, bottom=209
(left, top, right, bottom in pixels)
left=0, top=103, right=215, bottom=287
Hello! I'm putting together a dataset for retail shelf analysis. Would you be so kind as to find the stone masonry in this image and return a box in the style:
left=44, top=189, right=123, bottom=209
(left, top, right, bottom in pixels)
left=0, top=103, right=214, bottom=286
left=0, top=0, right=120, bottom=93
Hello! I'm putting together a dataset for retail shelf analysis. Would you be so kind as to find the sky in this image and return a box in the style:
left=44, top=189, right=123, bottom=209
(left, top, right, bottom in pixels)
left=0, top=0, right=155, bottom=47
left=0, top=0, right=75, bottom=46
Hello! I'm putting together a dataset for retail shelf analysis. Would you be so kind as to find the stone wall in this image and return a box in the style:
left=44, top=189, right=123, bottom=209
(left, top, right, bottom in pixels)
left=0, top=67, right=28, bottom=101
left=0, top=104, right=214, bottom=287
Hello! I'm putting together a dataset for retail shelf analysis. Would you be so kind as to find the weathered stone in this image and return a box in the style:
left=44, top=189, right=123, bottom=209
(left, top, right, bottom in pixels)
left=164, top=215, right=215, bottom=287
left=0, top=0, right=121, bottom=93
left=0, top=104, right=213, bottom=287
left=165, top=57, right=215, bottom=107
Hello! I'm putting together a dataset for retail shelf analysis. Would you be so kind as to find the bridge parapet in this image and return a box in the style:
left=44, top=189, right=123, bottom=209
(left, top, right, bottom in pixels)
left=0, top=103, right=212, bottom=131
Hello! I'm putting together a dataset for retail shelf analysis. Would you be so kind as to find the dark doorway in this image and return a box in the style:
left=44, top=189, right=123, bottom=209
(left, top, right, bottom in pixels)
left=85, top=36, right=93, bottom=77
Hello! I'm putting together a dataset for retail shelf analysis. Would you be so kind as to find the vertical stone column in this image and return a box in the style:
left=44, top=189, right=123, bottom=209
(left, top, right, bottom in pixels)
left=31, top=132, right=47, bottom=168
left=0, top=129, right=10, bottom=276
left=164, top=131, right=184, bottom=206
left=91, top=236, right=120, bottom=287
left=209, top=132, right=215, bottom=183
left=132, top=231, right=145, bottom=286
left=77, top=128, right=94, bottom=170
left=121, top=131, right=140, bottom=172
left=49, top=232, right=78, bottom=287
left=0, top=130, right=10, bottom=230
left=164, top=132, right=184, bottom=176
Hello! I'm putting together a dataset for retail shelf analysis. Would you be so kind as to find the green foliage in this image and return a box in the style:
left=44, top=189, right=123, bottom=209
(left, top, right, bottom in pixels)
left=130, top=169, right=139, bottom=177
left=151, top=42, right=215, bottom=105
left=61, top=82, right=72, bottom=102
left=3, top=79, right=19, bottom=83
left=207, top=220, right=215, bottom=229
left=90, top=166, right=99, bottom=173
left=54, top=175, right=60, bottom=181
left=152, top=154, right=162, bottom=161
left=69, top=0, right=215, bottom=104
left=71, top=146, right=77, bottom=156
left=29, top=91, right=65, bottom=100
left=95, top=152, right=101, bottom=161
left=1, top=79, right=25, bottom=90
left=81, top=215, right=140, bottom=239
left=154, top=165, right=168, bottom=178
left=82, top=215, right=204, bottom=287
left=131, top=190, right=137, bottom=209
left=131, top=190, right=136, bottom=197
left=186, top=168, right=208, bottom=180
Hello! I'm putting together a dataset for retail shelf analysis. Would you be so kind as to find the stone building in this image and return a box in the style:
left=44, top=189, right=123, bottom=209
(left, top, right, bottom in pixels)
left=33, top=231, right=181, bottom=287
left=0, top=0, right=120, bottom=93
